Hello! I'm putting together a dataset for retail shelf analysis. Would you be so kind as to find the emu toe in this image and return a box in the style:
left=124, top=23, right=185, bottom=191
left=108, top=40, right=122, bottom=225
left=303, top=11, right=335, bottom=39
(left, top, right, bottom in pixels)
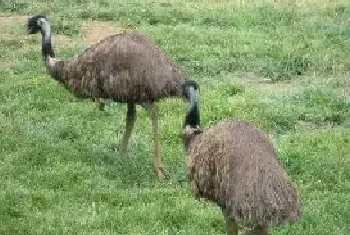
left=156, top=165, right=169, bottom=181
left=241, top=226, right=268, bottom=235
left=98, top=101, right=105, bottom=111
left=118, top=143, right=128, bottom=153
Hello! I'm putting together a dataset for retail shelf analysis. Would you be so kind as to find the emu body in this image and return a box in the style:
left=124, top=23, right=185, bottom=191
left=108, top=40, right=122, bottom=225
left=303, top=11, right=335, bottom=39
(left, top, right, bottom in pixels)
left=182, top=120, right=301, bottom=235
left=28, top=15, right=198, bottom=180
left=46, top=32, right=187, bottom=102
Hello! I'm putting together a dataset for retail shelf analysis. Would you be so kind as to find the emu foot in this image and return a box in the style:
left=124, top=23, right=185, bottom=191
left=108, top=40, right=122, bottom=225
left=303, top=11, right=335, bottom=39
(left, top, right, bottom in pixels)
left=156, top=165, right=169, bottom=181
left=98, top=102, right=105, bottom=111
left=240, top=226, right=268, bottom=235
left=92, top=98, right=105, bottom=111
left=116, top=143, right=128, bottom=153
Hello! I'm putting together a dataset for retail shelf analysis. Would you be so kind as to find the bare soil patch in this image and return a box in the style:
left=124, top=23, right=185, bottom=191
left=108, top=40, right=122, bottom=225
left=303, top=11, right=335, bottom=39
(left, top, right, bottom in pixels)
left=0, top=33, right=17, bottom=40
left=81, top=21, right=125, bottom=44
left=252, top=80, right=295, bottom=91
left=0, top=15, right=28, bottom=26
left=243, top=73, right=296, bottom=92
left=0, top=15, right=27, bottom=36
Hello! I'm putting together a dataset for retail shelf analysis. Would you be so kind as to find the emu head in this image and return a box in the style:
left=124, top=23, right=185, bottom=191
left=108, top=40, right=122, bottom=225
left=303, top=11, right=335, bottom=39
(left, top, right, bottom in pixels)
left=27, top=15, right=48, bottom=34
left=28, top=15, right=55, bottom=60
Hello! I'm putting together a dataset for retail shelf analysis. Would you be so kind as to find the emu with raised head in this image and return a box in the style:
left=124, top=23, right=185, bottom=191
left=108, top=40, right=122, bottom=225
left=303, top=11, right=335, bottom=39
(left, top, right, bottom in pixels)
left=28, top=15, right=199, bottom=180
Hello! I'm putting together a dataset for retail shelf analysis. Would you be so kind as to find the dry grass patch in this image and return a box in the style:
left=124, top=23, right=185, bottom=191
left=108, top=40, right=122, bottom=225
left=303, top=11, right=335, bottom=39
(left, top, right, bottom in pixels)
left=0, top=15, right=28, bottom=25
left=0, top=15, right=27, bottom=35
left=52, top=34, right=74, bottom=49
left=190, top=0, right=349, bottom=12
left=81, top=21, right=125, bottom=44
left=243, top=75, right=298, bottom=93
left=327, top=77, right=350, bottom=98
left=0, top=60, right=14, bottom=68
left=253, top=80, right=296, bottom=91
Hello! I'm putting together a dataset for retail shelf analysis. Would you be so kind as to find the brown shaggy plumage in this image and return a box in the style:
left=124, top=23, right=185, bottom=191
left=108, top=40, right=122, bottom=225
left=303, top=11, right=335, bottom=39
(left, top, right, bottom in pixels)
left=28, top=15, right=198, bottom=180
left=183, top=120, right=302, bottom=235
left=47, top=32, right=188, bottom=102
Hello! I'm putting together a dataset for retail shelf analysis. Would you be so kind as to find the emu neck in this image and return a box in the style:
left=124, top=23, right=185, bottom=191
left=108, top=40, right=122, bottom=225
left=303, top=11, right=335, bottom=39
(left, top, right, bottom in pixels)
left=46, top=57, right=64, bottom=81
left=184, top=86, right=200, bottom=128
left=183, top=84, right=201, bottom=152
left=41, top=20, right=55, bottom=60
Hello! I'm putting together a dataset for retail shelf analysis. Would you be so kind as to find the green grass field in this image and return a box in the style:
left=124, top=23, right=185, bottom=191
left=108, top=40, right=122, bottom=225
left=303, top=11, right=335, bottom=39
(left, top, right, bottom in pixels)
left=1, top=0, right=350, bottom=234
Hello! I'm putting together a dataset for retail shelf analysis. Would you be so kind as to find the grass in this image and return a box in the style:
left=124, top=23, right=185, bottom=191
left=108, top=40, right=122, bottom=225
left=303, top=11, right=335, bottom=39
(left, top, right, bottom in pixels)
left=1, top=0, right=350, bottom=234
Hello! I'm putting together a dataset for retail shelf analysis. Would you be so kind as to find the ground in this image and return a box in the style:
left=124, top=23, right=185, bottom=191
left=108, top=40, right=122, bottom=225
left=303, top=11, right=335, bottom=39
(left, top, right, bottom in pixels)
left=0, top=1, right=350, bottom=235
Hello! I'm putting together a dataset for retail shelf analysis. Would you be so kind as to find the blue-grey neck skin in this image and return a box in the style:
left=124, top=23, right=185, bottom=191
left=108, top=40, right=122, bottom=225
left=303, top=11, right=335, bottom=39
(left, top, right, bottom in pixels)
left=42, top=19, right=51, bottom=44
left=40, top=18, right=55, bottom=60
left=185, top=86, right=200, bottom=128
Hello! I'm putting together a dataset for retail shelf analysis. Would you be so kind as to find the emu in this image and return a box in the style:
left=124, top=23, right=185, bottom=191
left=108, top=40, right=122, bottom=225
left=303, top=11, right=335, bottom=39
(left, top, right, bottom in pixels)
left=181, top=88, right=301, bottom=235
left=27, top=15, right=199, bottom=180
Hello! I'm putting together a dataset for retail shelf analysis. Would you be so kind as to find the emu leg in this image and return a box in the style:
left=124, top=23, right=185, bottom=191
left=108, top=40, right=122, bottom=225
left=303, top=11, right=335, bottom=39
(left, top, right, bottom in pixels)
left=92, top=98, right=105, bottom=111
left=120, top=102, right=136, bottom=152
left=139, top=102, right=149, bottom=110
left=97, top=99, right=105, bottom=111
left=148, top=103, right=167, bottom=181
left=223, top=210, right=238, bottom=235
left=243, top=225, right=269, bottom=235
